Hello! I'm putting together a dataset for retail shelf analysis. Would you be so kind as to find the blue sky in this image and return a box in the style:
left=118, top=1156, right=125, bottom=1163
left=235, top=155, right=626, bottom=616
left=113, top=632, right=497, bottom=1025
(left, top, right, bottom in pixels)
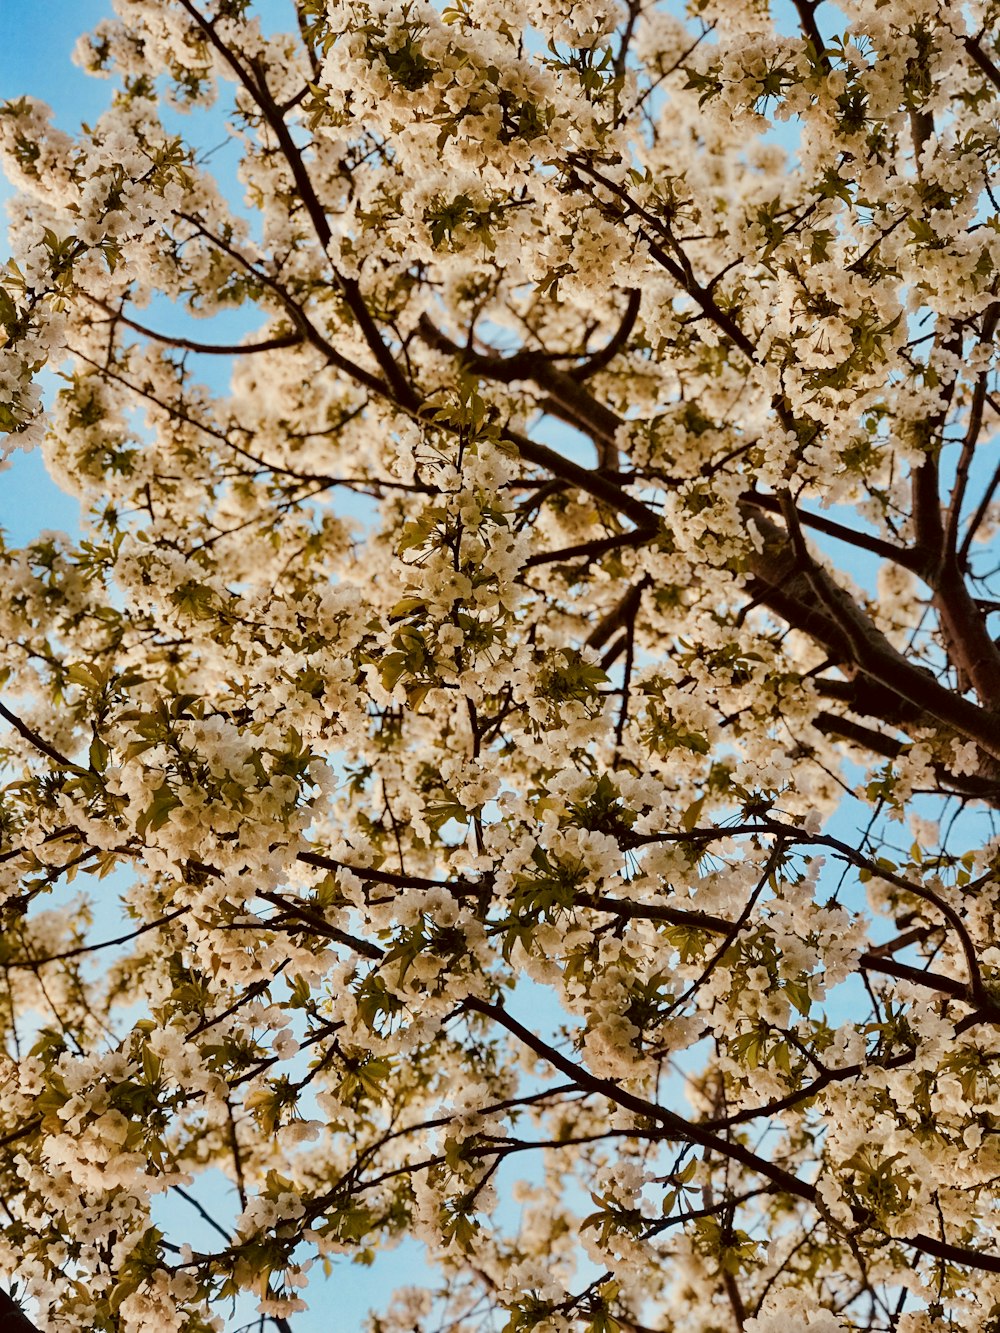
left=0, top=1, right=111, bottom=542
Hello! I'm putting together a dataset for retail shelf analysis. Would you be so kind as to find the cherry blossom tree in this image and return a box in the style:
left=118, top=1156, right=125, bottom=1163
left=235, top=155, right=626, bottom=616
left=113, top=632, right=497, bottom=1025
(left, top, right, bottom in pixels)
left=3, top=0, right=1000, bottom=1329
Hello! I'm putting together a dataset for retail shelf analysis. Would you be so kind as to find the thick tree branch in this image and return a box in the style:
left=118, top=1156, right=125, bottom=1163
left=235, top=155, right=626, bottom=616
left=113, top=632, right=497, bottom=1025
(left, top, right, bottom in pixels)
left=753, top=502, right=1000, bottom=760
left=0, top=1290, right=40, bottom=1333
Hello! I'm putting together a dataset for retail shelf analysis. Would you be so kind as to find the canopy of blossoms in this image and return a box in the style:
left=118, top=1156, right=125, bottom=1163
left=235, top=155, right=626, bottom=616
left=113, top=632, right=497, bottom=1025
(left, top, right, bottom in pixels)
left=2, top=0, right=1000, bottom=1330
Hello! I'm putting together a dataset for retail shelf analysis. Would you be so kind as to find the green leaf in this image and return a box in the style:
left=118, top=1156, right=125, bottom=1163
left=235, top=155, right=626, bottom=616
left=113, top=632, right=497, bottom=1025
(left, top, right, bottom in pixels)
left=136, top=784, right=181, bottom=836
left=66, top=662, right=104, bottom=692
left=141, top=1044, right=162, bottom=1084
left=681, top=795, right=706, bottom=832
left=785, top=979, right=812, bottom=1016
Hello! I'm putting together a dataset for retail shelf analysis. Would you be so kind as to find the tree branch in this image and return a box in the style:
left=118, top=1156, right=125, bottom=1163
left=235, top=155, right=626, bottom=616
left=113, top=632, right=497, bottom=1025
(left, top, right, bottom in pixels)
left=88, top=296, right=302, bottom=357
left=963, top=35, right=1000, bottom=92
left=571, top=288, right=641, bottom=379
left=0, top=1289, right=40, bottom=1333
left=0, top=703, right=74, bottom=769
left=751, top=503, right=1000, bottom=760
left=742, top=491, right=923, bottom=573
